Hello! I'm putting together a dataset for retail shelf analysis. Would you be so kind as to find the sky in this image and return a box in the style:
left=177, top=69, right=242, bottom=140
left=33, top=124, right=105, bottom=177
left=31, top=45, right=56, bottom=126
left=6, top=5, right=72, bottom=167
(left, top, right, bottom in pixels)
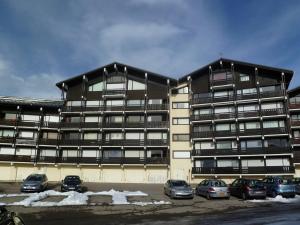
left=0, top=0, right=299, bottom=99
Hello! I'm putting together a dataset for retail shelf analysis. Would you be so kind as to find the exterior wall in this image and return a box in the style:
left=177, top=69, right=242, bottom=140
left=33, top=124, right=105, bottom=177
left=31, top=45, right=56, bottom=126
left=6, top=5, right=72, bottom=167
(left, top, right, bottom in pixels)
left=0, top=162, right=168, bottom=183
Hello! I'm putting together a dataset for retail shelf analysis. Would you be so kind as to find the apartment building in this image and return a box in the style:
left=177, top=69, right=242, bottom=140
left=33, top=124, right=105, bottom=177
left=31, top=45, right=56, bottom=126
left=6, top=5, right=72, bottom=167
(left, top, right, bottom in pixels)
left=0, top=58, right=299, bottom=183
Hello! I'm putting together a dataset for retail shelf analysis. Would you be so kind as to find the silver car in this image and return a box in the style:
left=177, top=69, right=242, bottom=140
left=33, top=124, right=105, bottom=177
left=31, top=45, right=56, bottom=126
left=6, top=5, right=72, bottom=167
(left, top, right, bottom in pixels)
left=21, top=174, right=48, bottom=193
left=164, top=180, right=194, bottom=199
left=196, top=179, right=230, bottom=199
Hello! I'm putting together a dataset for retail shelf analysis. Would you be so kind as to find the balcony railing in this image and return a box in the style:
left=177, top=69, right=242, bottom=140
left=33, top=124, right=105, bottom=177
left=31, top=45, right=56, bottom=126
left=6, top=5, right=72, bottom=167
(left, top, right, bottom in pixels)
left=0, top=154, right=15, bottom=161
left=18, top=121, right=40, bottom=127
left=211, top=78, right=233, bottom=86
left=147, top=121, right=169, bottom=128
left=80, top=140, right=101, bottom=146
left=63, top=106, right=83, bottom=112
left=146, top=139, right=168, bottom=146
left=15, top=139, right=37, bottom=145
left=104, top=89, right=126, bottom=96
left=260, top=90, right=284, bottom=98
left=14, top=155, right=36, bottom=162
left=263, top=127, right=287, bottom=135
left=147, top=104, right=168, bottom=110
left=239, top=128, right=262, bottom=136
left=192, top=146, right=291, bottom=156
left=125, top=122, right=145, bottom=128
left=214, top=130, right=236, bottom=137
left=236, top=93, right=258, bottom=100
left=123, top=139, right=145, bottom=146
left=292, top=138, right=300, bottom=145
left=192, top=131, right=213, bottom=138
left=261, top=108, right=286, bottom=116
left=59, top=139, right=79, bottom=146
left=125, top=105, right=145, bottom=111
left=291, top=120, right=300, bottom=127
left=42, top=122, right=60, bottom=128
left=60, top=122, right=81, bottom=129
left=238, top=111, right=260, bottom=118
left=192, top=166, right=294, bottom=174
left=191, top=114, right=213, bottom=121
left=0, top=137, right=14, bottom=144
left=38, top=156, right=57, bottom=163
left=81, top=122, right=102, bottom=128
left=0, top=119, right=17, bottom=126
left=39, top=139, right=58, bottom=146
left=104, top=122, right=123, bottom=128
left=289, top=102, right=300, bottom=109
left=105, top=106, right=124, bottom=111
left=214, top=113, right=235, bottom=120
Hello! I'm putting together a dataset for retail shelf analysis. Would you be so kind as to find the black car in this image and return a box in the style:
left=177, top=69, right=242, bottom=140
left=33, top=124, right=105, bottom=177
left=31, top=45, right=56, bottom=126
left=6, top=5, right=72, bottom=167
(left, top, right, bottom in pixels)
left=229, top=178, right=266, bottom=200
left=61, top=175, right=85, bottom=192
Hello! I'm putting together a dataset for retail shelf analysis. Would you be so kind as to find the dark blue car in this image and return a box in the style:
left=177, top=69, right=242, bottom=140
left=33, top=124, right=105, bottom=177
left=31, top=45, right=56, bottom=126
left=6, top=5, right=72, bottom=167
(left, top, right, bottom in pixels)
left=262, top=177, right=295, bottom=198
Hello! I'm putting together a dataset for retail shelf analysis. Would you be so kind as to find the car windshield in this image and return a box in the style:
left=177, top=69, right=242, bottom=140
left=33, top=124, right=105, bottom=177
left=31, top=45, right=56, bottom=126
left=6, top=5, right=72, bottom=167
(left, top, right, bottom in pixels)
left=278, top=179, right=293, bottom=185
left=26, top=175, right=42, bottom=182
left=211, top=180, right=227, bottom=187
left=247, top=180, right=261, bottom=187
left=171, top=181, right=188, bottom=187
left=65, top=176, right=80, bottom=183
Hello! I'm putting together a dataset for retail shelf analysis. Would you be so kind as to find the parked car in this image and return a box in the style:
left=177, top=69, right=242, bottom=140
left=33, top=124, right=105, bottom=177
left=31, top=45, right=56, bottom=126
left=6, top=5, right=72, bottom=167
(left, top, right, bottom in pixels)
left=292, top=178, right=300, bottom=195
left=262, top=177, right=295, bottom=198
left=61, top=175, right=85, bottom=192
left=0, top=206, right=25, bottom=225
left=164, top=180, right=194, bottom=199
left=196, top=179, right=230, bottom=199
left=20, top=174, right=48, bottom=193
left=229, top=178, right=266, bottom=200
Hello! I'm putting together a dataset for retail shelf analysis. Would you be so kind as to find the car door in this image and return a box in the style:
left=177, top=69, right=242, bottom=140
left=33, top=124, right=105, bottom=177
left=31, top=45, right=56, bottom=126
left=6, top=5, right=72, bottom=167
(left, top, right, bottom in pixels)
left=230, top=179, right=240, bottom=197
left=197, top=180, right=206, bottom=196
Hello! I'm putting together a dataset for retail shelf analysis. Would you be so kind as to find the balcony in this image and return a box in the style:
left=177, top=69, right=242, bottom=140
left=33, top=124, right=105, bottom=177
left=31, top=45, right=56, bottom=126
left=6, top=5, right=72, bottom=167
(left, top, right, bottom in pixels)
left=0, top=119, right=17, bottom=126
left=125, top=105, right=144, bottom=111
left=236, top=93, right=258, bottom=100
left=37, top=156, right=57, bottom=163
left=125, top=122, right=145, bottom=128
left=192, top=131, right=213, bottom=139
left=84, top=106, right=104, bottom=112
left=39, top=139, right=58, bottom=146
left=14, top=155, right=36, bottom=162
left=0, top=154, right=15, bottom=161
left=147, top=139, right=168, bottom=146
left=214, top=130, right=236, bottom=137
left=80, top=157, right=100, bottom=164
left=60, top=157, right=79, bottom=163
left=192, top=166, right=294, bottom=175
left=105, top=106, right=124, bottom=111
left=291, top=120, right=300, bottom=127
left=18, top=121, right=40, bottom=127
left=238, top=111, right=260, bottom=118
left=42, top=122, right=60, bottom=129
left=80, top=140, right=101, bottom=146
left=192, top=146, right=291, bottom=157
left=15, top=139, right=37, bottom=145
left=191, top=114, right=213, bottom=121
left=103, top=139, right=123, bottom=146
left=213, top=95, right=234, bottom=103
left=263, top=127, right=287, bottom=135
left=60, top=122, right=81, bottom=129
left=146, top=104, right=168, bottom=111
left=81, top=122, right=102, bottom=129
left=239, top=128, right=262, bottom=136
left=147, top=121, right=169, bottom=128
left=63, top=106, right=82, bottom=112
left=261, top=108, right=286, bottom=116
left=59, top=139, right=79, bottom=146
left=123, top=139, right=145, bottom=146
left=260, top=90, right=284, bottom=99
left=192, top=97, right=213, bottom=104
left=214, top=113, right=235, bottom=120
left=146, top=157, right=168, bottom=164
left=104, top=122, right=123, bottom=128
left=0, top=137, right=14, bottom=144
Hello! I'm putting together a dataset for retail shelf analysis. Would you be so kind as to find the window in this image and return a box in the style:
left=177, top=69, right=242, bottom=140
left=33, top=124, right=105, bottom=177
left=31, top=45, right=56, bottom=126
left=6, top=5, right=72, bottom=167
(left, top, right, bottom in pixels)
left=177, top=86, right=189, bottom=94
left=147, top=115, right=162, bottom=122
left=127, top=115, right=144, bottom=123
left=237, top=88, right=257, bottom=95
left=263, top=120, right=285, bottom=128
left=240, top=73, right=250, bottom=82
left=106, top=83, right=125, bottom=90
left=172, top=102, right=189, bottom=109
left=0, top=130, right=14, bottom=137
left=16, top=148, right=35, bottom=156
left=294, top=130, right=300, bottom=138
left=82, top=150, right=99, bottom=158
left=106, top=133, right=123, bottom=140
left=148, top=99, right=162, bottom=105
left=172, top=118, right=189, bottom=125
left=85, top=116, right=101, bottom=123
left=239, top=122, right=260, bottom=130
left=214, top=106, right=234, bottom=114
left=62, top=150, right=77, bottom=158
left=65, top=132, right=80, bottom=140
left=125, top=150, right=144, bottom=158
left=291, top=114, right=300, bottom=121
left=127, top=80, right=145, bottom=90
left=194, top=108, right=211, bottom=115
left=107, top=75, right=124, bottom=83
left=173, top=134, right=189, bottom=141
left=44, top=115, right=59, bottom=122
left=241, top=140, right=262, bottom=150
left=127, top=99, right=144, bottom=106
left=19, top=131, right=35, bottom=139
left=147, top=150, right=163, bottom=158
left=103, top=150, right=122, bottom=158
left=242, top=159, right=264, bottom=167
left=147, top=132, right=167, bottom=140
left=173, top=151, right=190, bottom=159
left=42, top=132, right=58, bottom=139
left=194, top=141, right=214, bottom=150
left=215, top=123, right=235, bottom=131
left=21, top=115, right=40, bottom=121
left=217, top=159, right=239, bottom=167
left=260, top=85, right=278, bottom=93
left=212, top=72, right=232, bottom=81
left=238, top=104, right=259, bottom=112
left=86, top=101, right=102, bottom=107
left=266, top=158, right=290, bottom=166
left=216, top=140, right=237, bottom=149
left=66, top=116, right=81, bottom=123
left=88, top=81, right=104, bottom=92
left=106, top=116, right=123, bottom=123
left=125, top=132, right=144, bottom=140
left=4, top=113, right=17, bottom=120
left=66, top=101, right=81, bottom=107
left=193, top=125, right=212, bottom=132
left=0, top=147, right=15, bottom=155
left=83, top=133, right=98, bottom=140
left=106, top=100, right=124, bottom=107
left=195, top=159, right=215, bottom=168
left=261, top=102, right=283, bottom=110
left=214, top=90, right=233, bottom=98
left=264, top=138, right=288, bottom=148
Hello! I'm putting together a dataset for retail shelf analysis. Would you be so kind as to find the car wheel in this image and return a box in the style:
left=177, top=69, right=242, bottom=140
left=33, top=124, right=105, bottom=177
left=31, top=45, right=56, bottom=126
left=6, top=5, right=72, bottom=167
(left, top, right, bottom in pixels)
left=206, top=193, right=211, bottom=200
left=271, top=191, right=277, bottom=198
left=242, top=192, right=247, bottom=200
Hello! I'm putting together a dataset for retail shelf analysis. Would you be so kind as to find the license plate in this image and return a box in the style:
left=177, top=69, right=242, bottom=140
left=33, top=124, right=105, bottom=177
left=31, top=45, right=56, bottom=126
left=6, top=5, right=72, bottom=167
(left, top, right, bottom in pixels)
left=219, top=192, right=225, bottom=197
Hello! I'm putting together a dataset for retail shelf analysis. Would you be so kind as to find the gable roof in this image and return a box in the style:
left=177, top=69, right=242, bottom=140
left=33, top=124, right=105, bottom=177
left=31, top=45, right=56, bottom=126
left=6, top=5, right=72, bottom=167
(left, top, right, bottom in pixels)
left=179, top=58, right=294, bottom=87
left=56, top=61, right=178, bottom=89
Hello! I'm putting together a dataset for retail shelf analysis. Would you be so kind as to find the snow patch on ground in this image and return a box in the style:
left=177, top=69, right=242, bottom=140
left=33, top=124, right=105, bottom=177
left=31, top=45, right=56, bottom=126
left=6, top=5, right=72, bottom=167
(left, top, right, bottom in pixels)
left=249, top=195, right=300, bottom=203
left=0, top=189, right=170, bottom=207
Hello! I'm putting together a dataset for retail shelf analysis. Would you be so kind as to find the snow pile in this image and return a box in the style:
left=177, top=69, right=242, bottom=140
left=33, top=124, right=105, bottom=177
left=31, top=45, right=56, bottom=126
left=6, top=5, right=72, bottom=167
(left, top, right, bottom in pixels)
left=0, top=189, right=170, bottom=207
left=249, top=195, right=300, bottom=204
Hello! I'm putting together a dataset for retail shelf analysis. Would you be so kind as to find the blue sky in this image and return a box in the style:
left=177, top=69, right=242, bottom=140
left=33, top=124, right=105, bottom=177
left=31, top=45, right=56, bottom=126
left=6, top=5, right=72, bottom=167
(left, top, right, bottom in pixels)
left=0, top=0, right=299, bottom=99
